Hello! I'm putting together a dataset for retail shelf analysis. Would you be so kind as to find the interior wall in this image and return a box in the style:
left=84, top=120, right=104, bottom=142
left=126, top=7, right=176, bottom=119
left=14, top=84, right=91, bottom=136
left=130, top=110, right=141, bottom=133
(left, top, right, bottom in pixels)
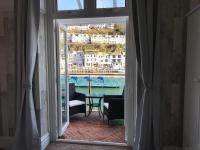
left=190, top=0, right=200, bottom=8
left=0, top=0, right=15, bottom=137
left=160, top=0, right=189, bottom=149
left=0, top=0, right=199, bottom=148
left=0, top=0, right=49, bottom=148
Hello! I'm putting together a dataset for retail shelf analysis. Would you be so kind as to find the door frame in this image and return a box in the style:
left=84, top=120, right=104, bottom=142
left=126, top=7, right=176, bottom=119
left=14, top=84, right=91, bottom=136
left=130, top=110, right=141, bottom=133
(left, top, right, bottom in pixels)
left=55, top=23, right=70, bottom=136
left=46, top=0, right=137, bottom=146
left=56, top=16, right=128, bottom=139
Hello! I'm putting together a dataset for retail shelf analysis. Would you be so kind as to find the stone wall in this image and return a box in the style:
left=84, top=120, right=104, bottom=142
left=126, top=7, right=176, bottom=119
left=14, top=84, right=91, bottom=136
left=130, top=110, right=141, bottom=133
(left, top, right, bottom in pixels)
left=160, top=0, right=189, bottom=148
left=0, top=0, right=15, bottom=137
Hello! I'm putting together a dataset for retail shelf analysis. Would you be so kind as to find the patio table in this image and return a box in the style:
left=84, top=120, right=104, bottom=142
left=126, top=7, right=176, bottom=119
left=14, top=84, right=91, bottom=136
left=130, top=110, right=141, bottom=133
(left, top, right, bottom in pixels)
left=86, top=94, right=103, bottom=118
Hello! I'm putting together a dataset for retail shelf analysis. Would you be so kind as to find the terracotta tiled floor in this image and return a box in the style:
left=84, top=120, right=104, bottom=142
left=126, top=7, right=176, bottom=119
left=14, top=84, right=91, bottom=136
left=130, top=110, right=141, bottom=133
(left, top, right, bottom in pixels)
left=64, top=112, right=125, bottom=143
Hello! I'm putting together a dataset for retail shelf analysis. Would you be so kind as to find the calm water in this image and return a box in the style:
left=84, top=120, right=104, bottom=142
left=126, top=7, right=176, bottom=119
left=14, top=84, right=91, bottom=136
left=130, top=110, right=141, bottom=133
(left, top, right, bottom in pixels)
left=60, top=75, right=125, bottom=112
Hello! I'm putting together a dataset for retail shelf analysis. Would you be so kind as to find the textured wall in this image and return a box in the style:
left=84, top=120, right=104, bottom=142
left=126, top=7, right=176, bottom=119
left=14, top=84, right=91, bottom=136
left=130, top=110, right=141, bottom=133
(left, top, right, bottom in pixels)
left=0, top=0, right=15, bottom=137
left=0, top=0, right=13, bottom=11
left=190, top=0, right=200, bottom=8
left=0, top=0, right=49, bottom=140
left=160, top=0, right=189, bottom=148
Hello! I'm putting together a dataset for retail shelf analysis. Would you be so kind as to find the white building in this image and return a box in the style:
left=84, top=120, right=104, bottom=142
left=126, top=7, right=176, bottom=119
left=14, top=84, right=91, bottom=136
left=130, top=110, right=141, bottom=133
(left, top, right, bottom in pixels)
left=90, top=34, right=125, bottom=44
left=68, top=51, right=84, bottom=67
left=67, top=24, right=115, bottom=31
left=108, top=35, right=125, bottom=44
left=108, top=53, right=126, bottom=70
left=90, top=34, right=108, bottom=44
left=84, top=53, right=98, bottom=67
left=84, top=53, right=112, bottom=68
left=67, top=25, right=90, bottom=31
left=84, top=53, right=126, bottom=69
left=89, top=23, right=114, bottom=29
left=71, top=34, right=90, bottom=43
left=67, top=33, right=125, bottom=44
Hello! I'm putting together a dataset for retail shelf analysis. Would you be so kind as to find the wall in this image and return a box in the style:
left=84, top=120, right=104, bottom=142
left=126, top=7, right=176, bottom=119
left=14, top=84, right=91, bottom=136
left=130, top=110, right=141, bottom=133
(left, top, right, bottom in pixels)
left=190, top=0, right=200, bottom=8
left=0, top=0, right=15, bottom=137
left=0, top=0, right=199, bottom=149
left=161, top=0, right=200, bottom=149
left=160, top=0, right=189, bottom=149
left=0, top=0, right=49, bottom=149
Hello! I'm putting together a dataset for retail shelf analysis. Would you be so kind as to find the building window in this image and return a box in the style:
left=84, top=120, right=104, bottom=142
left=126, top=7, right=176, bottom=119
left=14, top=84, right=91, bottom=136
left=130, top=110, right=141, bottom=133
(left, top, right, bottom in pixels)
left=96, top=0, right=125, bottom=9
left=57, top=0, right=84, bottom=11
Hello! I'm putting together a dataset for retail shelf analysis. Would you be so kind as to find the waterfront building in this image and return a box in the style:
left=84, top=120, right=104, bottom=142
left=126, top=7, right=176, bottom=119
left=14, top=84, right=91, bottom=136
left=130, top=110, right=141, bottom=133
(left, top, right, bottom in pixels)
left=84, top=53, right=125, bottom=70
left=71, top=34, right=90, bottom=43
left=67, top=25, right=90, bottom=31
left=68, top=51, right=84, bottom=68
left=90, top=34, right=125, bottom=44
left=67, top=33, right=125, bottom=44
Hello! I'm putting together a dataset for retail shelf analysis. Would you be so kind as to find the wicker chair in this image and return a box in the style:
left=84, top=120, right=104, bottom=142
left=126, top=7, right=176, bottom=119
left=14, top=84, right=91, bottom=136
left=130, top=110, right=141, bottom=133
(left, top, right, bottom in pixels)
left=69, top=83, right=86, bottom=117
left=103, top=90, right=124, bottom=124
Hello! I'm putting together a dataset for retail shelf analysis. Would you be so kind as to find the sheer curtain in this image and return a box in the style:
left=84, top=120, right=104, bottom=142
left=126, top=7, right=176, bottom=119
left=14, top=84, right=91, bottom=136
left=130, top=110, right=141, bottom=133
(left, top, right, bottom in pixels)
left=14, top=0, right=40, bottom=150
left=130, top=0, right=161, bottom=150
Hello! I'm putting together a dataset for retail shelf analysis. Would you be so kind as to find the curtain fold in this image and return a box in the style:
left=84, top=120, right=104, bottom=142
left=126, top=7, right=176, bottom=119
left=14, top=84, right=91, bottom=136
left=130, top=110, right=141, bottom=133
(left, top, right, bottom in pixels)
left=131, top=0, right=161, bottom=150
left=14, top=0, right=40, bottom=150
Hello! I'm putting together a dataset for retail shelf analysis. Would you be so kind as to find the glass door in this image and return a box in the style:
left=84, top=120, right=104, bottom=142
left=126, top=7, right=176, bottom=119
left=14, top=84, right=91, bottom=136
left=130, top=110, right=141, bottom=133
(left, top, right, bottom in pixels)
left=56, top=22, right=69, bottom=136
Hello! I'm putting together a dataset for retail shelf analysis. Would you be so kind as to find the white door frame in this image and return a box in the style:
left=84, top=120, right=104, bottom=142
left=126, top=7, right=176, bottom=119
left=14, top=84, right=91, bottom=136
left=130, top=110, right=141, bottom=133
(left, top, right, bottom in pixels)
left=55, top=23, right=70, bottom=136
left=46, top=0, right=137, bottom=146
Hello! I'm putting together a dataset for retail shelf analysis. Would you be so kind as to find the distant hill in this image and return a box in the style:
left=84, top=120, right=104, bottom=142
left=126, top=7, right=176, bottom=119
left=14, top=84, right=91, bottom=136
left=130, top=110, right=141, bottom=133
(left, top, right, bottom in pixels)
left=68, top=43, right=125, bottom=55
left=68, top=24, right=125, bottom=35
left=60, top=24, right=126, bottom=55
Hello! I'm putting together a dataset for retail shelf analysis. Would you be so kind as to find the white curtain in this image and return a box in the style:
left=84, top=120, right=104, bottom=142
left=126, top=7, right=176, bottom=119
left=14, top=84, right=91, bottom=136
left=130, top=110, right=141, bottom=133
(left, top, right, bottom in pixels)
left=125, top=2, right=137, bottom=146
left=14, top=0, right=40, bottom=150
left=130, top=0, right=161, bottom=150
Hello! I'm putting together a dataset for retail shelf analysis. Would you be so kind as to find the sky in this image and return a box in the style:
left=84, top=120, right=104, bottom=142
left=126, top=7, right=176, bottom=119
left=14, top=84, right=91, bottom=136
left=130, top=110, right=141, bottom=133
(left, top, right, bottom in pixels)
left=57, top=0, right=125, bottom=11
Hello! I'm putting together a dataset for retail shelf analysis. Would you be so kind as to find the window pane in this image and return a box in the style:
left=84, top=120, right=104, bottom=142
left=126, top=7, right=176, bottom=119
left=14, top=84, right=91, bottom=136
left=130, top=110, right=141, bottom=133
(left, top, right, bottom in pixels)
left=57, top=0, right=84, bottom=11
left=96, top=0, right=125, bottom=8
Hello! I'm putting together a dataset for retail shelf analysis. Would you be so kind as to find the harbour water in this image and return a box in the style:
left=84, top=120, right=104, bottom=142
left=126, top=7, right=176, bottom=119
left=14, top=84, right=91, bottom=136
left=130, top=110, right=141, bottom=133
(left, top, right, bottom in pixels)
left=60, top=75, right=125, bottom=112
left=68, top=75, right=125, bottom=96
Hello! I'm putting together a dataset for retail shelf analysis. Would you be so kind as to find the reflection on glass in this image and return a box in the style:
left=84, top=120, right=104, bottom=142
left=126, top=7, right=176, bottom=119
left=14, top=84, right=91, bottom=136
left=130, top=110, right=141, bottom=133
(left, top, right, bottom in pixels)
left=59, top=29, right=68, bottom=125
left=96, top=0, right=125, bottom=8
left=57, top=0, right=84, bottom=11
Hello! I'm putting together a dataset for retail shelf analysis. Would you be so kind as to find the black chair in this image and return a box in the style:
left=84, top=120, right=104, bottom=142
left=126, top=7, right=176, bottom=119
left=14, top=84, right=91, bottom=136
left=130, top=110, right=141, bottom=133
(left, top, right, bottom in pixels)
left=103, top=90, right=124, bottom=124
left=69, top=83, right=86, bottom=117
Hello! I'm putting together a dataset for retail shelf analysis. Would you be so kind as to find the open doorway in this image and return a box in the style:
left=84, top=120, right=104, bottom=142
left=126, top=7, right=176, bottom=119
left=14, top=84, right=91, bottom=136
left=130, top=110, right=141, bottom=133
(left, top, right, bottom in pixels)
left=56, top=17, right=127, bottom=144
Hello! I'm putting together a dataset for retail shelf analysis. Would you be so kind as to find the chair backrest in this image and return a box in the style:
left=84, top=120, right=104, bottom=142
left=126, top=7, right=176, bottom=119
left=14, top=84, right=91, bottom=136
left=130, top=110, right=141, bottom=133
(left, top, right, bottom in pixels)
left=69, top=83, right=76, bottom=100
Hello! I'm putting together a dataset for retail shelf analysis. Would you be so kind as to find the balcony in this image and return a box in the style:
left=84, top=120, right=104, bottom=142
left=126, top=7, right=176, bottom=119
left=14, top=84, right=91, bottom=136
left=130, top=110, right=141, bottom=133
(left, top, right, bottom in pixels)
left=60, top=73, right=125, bottom=143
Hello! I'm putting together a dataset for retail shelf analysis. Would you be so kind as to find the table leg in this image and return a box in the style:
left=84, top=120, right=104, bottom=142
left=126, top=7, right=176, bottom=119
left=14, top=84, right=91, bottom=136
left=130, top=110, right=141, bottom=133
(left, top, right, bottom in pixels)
left=98, top=105, right=101, bottom=118
left=98, top=97, right=103, bottom=118
left=87, top=97, right=92, bottom=117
